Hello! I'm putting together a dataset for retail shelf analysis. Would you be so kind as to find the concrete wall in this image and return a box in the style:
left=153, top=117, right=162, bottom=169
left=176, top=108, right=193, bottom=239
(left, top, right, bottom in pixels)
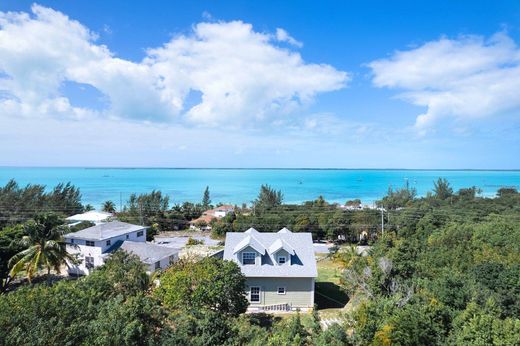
left=66, top=244, right=103, bottom=276
left=245, top=277, right=314, bottom=311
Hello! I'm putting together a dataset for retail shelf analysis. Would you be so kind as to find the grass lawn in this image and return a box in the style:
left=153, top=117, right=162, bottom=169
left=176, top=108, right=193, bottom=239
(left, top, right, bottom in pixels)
left=315, top=255, right=349, bottom=311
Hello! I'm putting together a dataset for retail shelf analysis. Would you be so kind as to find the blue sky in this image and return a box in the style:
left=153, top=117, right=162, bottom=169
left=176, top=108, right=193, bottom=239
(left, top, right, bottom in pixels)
left=0, top=0, right=519, bottom=168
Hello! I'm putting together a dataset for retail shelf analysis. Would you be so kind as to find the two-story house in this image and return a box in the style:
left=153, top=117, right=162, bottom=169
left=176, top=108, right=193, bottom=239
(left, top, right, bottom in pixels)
left=223, top=227, right=317, bottom=312
left=65, top=221, right=148, bottom=275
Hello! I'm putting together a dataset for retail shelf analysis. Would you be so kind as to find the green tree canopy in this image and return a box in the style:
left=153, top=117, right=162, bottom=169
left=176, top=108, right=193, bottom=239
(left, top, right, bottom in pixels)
left=0, top=224, right=25, bottom=292
left=202, top=186, right=211, bottom=210
left=102, top=200, right=116, bottom=213
left=254, top=184, right=284, bottom=211
left=0, top=179, right=83, bottom=228
left=8, top=213, right=75, bottom=284
left=433, top=178, right=453, bottom=200
left=154, top=257, right=248, bottom=317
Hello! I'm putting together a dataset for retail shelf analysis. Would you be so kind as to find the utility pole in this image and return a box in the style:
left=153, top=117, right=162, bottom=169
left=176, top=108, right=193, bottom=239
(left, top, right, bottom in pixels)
left=139, top=200, right=144, bottom=226
left=381, top=207, right=384, bottom=235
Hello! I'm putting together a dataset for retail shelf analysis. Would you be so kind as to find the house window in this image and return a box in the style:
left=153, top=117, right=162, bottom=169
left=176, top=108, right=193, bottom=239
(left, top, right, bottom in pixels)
left=70, top=238, right=74, bottom=244
left=242, top=252, right=256, bottom=265
left=278, top=256, right=286, bottom=265
left=155, top=261, right=161, bottom=270
left=85, top=256, right=94, bottom=269
left=277, top=287, right=286, bottom=295
left=106, top=239, right=111, bottom=246
left=126, top=234, right=129, bottom=239
left=169, top=255, right=176, bottom=264
left=137, top=231, right=144, bottom=237
left=85, top=240, right=95, bottom=247
left=250, top=287, right=260, bottom=302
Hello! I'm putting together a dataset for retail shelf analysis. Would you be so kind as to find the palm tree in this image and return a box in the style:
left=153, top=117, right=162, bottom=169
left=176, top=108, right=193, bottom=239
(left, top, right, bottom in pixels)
left=8, top=214, right=77, bottom=285
left=102, top=200, right=116, bottom=213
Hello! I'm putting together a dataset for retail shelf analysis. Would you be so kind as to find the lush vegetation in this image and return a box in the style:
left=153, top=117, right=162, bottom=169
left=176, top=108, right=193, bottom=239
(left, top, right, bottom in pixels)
left=1, top=178, right=520, bottom=344
left=210, top=186, right=380, bottom=241
left=0, top=180, right=83, bottom=292
left=0, top=251, right=336, bottom=346
left=8, top=213, right=76, bottom=285
left=0, top=179, right=83, bottom=229
left=116, top=187, right=216, bottom=237
left=337, top=180, right=520, bottom=344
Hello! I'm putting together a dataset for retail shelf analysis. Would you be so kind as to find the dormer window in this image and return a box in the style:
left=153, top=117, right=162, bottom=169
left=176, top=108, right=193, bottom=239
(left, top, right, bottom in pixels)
left=242, top=252, right=256, bottom=265
left=278, top=256, right=286, bottom=265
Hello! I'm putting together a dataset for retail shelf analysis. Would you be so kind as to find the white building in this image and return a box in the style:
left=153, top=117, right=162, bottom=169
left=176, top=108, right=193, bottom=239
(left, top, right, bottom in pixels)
left=213, top=205, right=235, bottom=218
left=66, top=210, right=114, bottom=225
left=120, top=241, right=179, bottom=273
left=189, top=205, right=235, bottom=231
left=65, top=221, right=148, bottom=275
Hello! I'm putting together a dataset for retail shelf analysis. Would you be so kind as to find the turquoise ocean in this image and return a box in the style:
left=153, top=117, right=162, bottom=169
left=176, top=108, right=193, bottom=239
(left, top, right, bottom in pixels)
left=1, top=167, right=519, bottom=209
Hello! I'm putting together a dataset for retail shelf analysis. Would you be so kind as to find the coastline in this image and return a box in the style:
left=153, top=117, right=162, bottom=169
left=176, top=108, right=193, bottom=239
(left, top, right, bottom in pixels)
left=1, top=167, right=518, bottom=209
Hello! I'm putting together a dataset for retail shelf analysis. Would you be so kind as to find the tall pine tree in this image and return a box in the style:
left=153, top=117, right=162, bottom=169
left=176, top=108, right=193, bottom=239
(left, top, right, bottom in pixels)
left=202, top=186, right=211, bottom=210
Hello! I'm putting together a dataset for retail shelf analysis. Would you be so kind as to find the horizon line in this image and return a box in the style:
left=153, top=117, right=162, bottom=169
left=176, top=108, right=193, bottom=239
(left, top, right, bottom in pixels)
left=1, top=165, right=520, bottom=172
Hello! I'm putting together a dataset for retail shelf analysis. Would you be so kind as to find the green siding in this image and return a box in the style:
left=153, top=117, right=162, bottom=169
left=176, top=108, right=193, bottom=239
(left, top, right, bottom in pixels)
left=246, top=277, right=314, bottom=309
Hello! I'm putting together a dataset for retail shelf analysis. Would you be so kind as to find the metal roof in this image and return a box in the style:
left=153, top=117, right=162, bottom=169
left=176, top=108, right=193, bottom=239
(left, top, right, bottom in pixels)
left=65, top=221, right=147, bottom=241
left=66, top=210, right=113, bottom=222
left=120, top=241, right=179, bottom=264
left=223, top=228, right=317, bottom=278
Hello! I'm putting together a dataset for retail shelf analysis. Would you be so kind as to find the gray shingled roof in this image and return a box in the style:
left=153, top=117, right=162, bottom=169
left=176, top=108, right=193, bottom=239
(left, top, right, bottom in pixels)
left=120, top=241, right=179, bottom=264
left=223, top=228, right=317, bottom=278
left=66, top=221, right=147, bottom=241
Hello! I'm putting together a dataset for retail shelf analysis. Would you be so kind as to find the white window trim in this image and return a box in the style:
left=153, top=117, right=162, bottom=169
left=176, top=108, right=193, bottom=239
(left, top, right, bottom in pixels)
left=242, top=252, right=256, bottom=265
left=277, top=256, right=287, bottom=265
left=250, top=286, right=261, bottom=303
left=277, top=287, right=286, bottom=295
left=85, top=240, right=95, bottom=247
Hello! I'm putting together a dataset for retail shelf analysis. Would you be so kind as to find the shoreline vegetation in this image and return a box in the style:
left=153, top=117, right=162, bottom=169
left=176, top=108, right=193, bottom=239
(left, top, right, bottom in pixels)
left=1, top=167, right=518, bottom=209
left=1, top=178, right=520, bottom=344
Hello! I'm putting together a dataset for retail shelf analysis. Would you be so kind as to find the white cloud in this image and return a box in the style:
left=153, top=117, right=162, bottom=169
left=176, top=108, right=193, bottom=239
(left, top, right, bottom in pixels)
left=368, top=32, right=520, bottom=133
left=0, top=5, right=347, bottom=127
left=146, top=21, right=345, bottom=126
left=275, top=28, right=303, bottom=48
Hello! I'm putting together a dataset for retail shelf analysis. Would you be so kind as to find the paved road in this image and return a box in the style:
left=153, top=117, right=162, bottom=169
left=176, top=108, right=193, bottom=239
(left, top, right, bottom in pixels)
left=313, top=243, right=333, bottom=254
